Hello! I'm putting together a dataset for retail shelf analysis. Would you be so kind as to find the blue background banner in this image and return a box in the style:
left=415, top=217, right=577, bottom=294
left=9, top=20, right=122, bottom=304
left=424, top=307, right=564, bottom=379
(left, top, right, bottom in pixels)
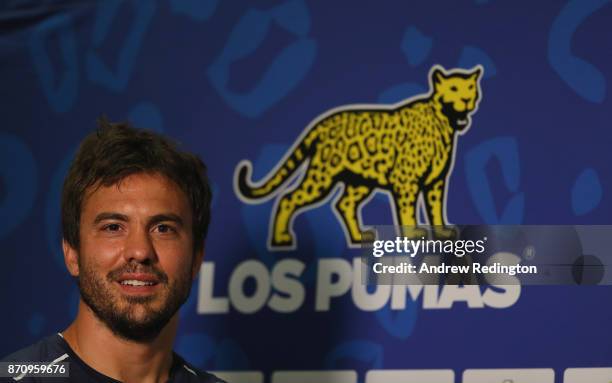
left=1, top=1, right=611, bottom=381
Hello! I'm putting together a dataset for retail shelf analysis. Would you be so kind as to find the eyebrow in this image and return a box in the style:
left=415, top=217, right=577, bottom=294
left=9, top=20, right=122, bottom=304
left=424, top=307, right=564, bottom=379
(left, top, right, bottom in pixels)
left=149, top=214, right=184, bottom=227
left=93, top=212, right=129, bottom=224
left=93, top=212, right=184, bottom=227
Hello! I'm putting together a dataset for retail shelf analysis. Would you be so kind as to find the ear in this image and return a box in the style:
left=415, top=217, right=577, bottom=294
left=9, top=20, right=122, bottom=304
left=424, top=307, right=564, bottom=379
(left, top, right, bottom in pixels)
left=191, top=248, right=205, bottom=280
left=63, top=239, right=80, bottom=277
left=470, top=66, right=483, bottom=81
left=432, top=67, right=446, bottom=86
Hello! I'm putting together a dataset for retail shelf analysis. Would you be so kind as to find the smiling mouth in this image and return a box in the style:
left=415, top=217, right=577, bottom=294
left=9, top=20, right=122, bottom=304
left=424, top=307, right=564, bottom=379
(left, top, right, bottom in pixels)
left=120, top=280, right=156, bottom=286
left=114, top=274, right=161, bottom=296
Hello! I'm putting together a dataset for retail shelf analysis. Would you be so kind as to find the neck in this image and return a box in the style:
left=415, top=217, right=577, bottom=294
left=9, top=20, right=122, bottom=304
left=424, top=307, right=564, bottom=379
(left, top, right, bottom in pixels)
left=62, top=300, right=178, bottom=383
left=429, top=96, right=454, bottom=144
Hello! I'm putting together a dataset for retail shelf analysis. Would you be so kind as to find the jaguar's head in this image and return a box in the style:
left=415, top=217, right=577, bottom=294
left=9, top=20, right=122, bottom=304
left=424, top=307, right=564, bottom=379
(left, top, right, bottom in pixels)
left=431, top=65, right=482, bottom=132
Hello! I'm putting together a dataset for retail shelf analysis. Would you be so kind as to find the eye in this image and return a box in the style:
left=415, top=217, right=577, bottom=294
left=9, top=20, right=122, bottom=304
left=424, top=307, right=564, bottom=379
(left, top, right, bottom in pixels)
left=103, top=223, right=122, bottom=232
left=154, top=224, right=176, bottom=234
left=469, top=84, right=474, bottom=90
left=450, top=86, right=458, bottom=92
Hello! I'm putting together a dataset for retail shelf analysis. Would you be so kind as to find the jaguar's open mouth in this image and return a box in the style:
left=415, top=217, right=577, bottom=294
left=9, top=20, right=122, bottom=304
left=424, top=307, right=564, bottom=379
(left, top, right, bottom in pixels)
left=441, top=102, right=472, bottom=131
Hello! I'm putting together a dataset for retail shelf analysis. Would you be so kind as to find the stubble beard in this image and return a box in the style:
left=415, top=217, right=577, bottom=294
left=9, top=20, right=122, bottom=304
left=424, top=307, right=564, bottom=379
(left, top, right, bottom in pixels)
left=76, top=256, right=193, bottom=343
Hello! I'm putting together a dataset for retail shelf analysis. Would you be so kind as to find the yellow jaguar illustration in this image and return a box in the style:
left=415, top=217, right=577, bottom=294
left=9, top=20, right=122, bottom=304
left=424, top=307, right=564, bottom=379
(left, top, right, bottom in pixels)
left=235, top=65, right=483, bottom=249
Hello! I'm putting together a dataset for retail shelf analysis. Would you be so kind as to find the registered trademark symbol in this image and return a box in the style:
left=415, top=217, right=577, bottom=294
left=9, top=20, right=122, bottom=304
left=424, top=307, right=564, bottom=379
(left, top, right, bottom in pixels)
left=523, top=245, right=536, bottom=260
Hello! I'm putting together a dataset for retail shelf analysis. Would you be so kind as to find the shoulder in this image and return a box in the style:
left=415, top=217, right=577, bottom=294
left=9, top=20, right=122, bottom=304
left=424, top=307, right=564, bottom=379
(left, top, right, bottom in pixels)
left=173, top=354, right=228, bottom=383
left=0, top=334, right=69, bottom=383
left=191, top=369, right=228, bottom=383
left=1, top=334, right=67, bottom=363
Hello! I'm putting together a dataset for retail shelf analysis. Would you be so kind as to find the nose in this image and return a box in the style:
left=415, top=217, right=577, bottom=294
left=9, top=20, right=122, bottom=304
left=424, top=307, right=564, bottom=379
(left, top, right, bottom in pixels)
left=124, top=228, right=156, bottom=263
left=461, top=97, right=471, bottom=104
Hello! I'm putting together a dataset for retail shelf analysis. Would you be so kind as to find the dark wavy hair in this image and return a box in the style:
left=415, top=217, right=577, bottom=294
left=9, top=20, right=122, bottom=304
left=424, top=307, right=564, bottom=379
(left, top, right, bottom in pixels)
left=61, top=117, right=212, bottom=252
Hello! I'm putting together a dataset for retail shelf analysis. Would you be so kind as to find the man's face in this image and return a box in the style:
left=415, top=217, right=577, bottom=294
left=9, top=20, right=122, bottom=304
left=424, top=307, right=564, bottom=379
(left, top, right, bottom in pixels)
left=66, top=172, right=201, bottom=342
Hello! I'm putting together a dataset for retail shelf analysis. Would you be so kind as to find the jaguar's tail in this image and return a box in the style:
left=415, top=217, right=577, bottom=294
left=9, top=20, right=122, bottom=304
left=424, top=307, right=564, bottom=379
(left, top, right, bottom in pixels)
left=235, top=133, right=317, bottom=201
